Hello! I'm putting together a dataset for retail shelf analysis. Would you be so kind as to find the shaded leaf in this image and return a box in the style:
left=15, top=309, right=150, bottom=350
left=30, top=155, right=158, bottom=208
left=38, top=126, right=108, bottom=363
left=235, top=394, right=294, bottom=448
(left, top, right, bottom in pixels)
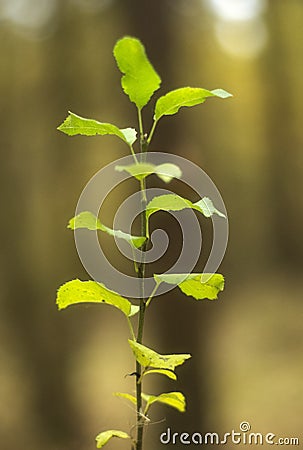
left=142, top=392, right=186, bottom=413
left=194, top=197, right=226, bottom=218
left=145, top=194, right=225, bottom=236
left=113, top=36, right=161, bottom=109
left=155, top=163, right=182, bottom=183
left=143, top=369, right=177, bottom=381
left=115, top=163, right=155, bottom=181
left=120, top=127, right=137, bottom=146
left=95, top=430, right=130, bottom=448
left=56, top=279, right=134, bottom=316
left=57, top=111, right=137, bottom=145
left=114, top=392, right=137, bottom=406
left=154, top=273, right=225, bottom=300
left=115, top=162, right=182, bottom=183
left=154, top=87, right=232, bottom=121
left=128, top=340, right=191, bottom=370
left=129, top=304, right=140, bottom=317
left=68, top=211, right=146, bottom=249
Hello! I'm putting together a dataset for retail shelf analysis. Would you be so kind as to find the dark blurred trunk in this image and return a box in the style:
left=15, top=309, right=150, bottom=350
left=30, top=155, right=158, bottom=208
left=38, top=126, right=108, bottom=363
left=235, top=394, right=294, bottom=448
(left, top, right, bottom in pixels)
left=262, top=2, right=303, bottom=269
left=0, top=2, right=86, bottom=448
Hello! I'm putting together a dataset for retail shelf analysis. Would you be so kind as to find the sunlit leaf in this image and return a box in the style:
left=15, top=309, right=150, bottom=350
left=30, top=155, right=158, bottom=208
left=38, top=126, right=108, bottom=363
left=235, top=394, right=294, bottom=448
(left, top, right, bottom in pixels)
left=128, top=340, right=191, bottom=371
left=115, top=162, right=182, bottom=183
left=142, top=392, right=186, bottom=413
left=57, top=111, right=137, bottom=145
left=114, top=392, right=137, bottom=406
left=143, top=369, right=177, bottom=380
left=68, top=211, right=146, bottom=249
left=95, top=430, right=130, bottom=448
left=154, top=87, right=232, bottom=121
left=56, top=279, right=134, bottom=316
left=113, top=36, right=161, bottom=109
left=154, top=273, right=225, bottom=300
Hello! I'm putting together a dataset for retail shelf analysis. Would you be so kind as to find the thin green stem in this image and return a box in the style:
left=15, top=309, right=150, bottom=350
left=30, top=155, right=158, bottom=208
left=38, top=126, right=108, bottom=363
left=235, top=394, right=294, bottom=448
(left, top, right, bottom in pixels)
left=140, top=179, right=147, bottom=202
left=127, top=316, right=136, bottom=341
left=145, top=281, right=160, bottom=307
left=135, top=108, right=149, bottom=450
left=135, top=175, right=147, bottom=450
left=131, top=246, right=139, bottom=274
left=147, top=119, right=158, bottom=145
left=130, top=144, right=139, bottom=164
left=137, top=108, right=144, bottom=139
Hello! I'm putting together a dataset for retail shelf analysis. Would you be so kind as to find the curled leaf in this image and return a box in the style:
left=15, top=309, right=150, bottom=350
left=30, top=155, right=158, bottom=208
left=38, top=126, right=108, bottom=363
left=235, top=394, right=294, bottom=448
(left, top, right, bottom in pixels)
left=128, top=340, right=191, bottom=371
left=142, top=391, right=186, bottom=413
left=95, top=430, right=130, bottom=448
left=114, top=392, right=137, bottom=406
left=115, top=162, right=182, bottom=183
left=143, top=369, right=177, bottom=381
left=68, top=211, right=146, bottom=249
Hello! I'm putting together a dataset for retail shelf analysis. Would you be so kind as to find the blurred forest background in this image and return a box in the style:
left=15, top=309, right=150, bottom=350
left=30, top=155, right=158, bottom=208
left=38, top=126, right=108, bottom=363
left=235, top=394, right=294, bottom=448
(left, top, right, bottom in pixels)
left=1, top=0, right=303, bottom=449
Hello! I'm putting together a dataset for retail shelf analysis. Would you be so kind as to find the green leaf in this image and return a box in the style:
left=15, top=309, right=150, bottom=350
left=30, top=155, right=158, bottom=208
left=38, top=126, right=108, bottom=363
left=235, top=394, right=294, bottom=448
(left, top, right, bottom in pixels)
left=154, top=273, right=225, bottom=300
left=129, top=304, right=140, bottom=317
left=56, top=279, right=134, bottom=316
left=142, top=392, right=186, bottom=413
left=114, top=392, right=137, bottom=405
left=68, top=211, right=102, bottom=230
left=145, top=194, right=225, bottom=236
left=120, top=127, right=137, bottom=146
left=115, top=163, right=155, bottom=181
left=194, top=197, right=226, bottom=218
left=68, top=211, right=146, bottom=249
left=155, top=163, right=182, bottom=183
left=115, top=162, right=182, bottom=183
left=57, top=111, right=137, bottom=145
left=154, top=87, right=232, bottom=121
left=143, top=369, right=177, bottom=381
left=95, top=430, right=130, bottom=448
left=113, top=36, right=161, bottom=109
left=128, top=340, right=191, bottom=371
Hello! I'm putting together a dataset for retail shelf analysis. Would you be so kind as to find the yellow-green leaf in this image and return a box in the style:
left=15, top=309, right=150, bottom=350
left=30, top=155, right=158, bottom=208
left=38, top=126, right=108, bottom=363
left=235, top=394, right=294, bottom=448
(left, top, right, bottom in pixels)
left=128, top=340, right=191, bottom=370
left=56, top=279, right=133, bottom=316
left=57, top=111, right=137, bottom=145
left=154, top=273, right=225, bottom=300
left=114, top=392, right=137, bottom=406
left=115, top=162, right=182, bottom=183
left=143, top=369, right=177, bottom=380
left=68, top=211, right=146, bottom=249
left=145, top=194, right=225, bottom=237
left=142, top=392, right=186, bottom=413
left=95, top=430, right=130, bottom=448
left=154, top=87, right=232, bottom=121
left=113, top=37, right=161, bottom=110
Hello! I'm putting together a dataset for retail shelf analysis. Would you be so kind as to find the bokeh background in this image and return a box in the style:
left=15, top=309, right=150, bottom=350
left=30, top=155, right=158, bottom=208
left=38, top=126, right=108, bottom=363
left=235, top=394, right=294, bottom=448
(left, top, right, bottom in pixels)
left=1, top=0, right=303, bottom=449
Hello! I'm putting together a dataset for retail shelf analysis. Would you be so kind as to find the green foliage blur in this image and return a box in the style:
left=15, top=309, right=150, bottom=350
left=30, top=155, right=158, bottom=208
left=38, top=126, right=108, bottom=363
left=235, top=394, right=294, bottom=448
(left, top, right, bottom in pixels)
left=1, top=1, right=303, bottom=449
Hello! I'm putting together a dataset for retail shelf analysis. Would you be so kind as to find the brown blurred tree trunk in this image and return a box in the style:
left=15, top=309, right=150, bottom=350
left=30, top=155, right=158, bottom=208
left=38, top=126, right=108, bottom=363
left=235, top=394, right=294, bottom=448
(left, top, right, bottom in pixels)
left=262, top=2, right=303, bottom=269
left=0, top=2, right=87, bottom=449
